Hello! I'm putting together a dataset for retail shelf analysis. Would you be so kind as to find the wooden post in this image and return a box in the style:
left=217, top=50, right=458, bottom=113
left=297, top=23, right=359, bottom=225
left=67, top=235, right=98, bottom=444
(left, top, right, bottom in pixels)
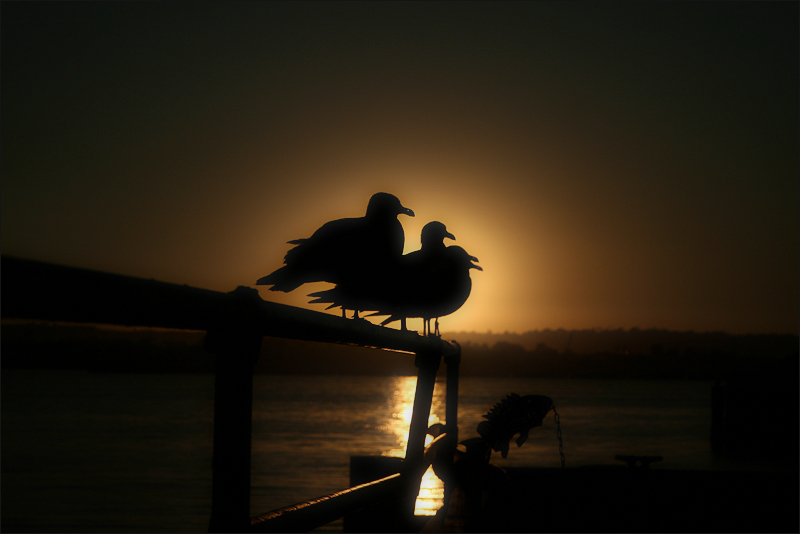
left=711, top=380, right=726, bottom=456
left=398, top=347, right=442, bottom=527
left=442, top=344, right=461, bottom=508
left=206, top=287, right=264, bottom=533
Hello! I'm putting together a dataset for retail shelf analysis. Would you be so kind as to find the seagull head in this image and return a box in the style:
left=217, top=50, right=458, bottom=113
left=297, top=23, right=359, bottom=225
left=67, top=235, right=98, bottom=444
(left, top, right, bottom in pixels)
left=366, top=192, right=415, bottom=219
left=448, top=246, right=483, bottom=271
left=421, top=221, right=456, bottom=249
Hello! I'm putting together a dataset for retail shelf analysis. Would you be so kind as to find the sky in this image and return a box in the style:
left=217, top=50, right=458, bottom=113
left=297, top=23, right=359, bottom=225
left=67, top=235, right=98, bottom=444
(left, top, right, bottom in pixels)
left=2, top=1, right=798, bottom=336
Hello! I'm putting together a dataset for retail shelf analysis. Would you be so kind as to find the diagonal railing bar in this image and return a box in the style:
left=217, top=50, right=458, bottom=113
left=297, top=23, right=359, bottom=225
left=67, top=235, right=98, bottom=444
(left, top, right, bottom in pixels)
left=251, top=473, right=404, bottom=534
left=249, top=433, right=450, bottom=533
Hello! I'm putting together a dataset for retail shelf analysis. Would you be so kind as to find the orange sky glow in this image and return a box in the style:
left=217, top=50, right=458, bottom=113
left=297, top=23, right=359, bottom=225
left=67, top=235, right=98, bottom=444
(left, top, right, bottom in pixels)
left=2, top=2, right=797, bottom=335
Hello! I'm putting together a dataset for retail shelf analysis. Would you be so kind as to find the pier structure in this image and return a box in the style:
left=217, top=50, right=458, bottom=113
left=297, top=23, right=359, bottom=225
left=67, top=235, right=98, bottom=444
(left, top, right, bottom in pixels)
left=1, top=256, right=461, bottom=532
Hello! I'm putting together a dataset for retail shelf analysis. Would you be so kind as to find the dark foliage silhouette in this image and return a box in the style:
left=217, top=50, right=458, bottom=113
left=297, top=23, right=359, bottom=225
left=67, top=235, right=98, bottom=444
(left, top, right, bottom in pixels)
left=255, top=192, right=413, bottom=318
left=457, top=393, right=554, bottom=462
left=424, top=393, right=556, bottom=531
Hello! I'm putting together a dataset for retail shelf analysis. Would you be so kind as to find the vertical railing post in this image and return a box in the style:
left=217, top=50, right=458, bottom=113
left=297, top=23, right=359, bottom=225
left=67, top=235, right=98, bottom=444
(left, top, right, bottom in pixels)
left=399, top=346, right=442, bottom=527
left=442, top=343, right=461, bottom=508
left=205, top=287, right=264, bottom=533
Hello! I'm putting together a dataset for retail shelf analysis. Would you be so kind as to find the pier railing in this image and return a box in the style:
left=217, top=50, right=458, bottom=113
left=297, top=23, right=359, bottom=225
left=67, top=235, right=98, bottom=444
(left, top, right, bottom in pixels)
left=1, top=256, right=461, bottom=532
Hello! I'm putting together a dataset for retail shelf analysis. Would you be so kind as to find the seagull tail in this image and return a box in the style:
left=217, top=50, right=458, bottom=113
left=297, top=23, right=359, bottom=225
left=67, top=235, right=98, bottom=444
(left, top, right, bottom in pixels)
left=307, top=296, right=336, bottom=306
left=369, top=314, right=399, bottom=325
left=381, top=316, right=403, bottom=326
left=255, top=266, right=303, bottom=292
left=307, top=289, right=336, bottom=303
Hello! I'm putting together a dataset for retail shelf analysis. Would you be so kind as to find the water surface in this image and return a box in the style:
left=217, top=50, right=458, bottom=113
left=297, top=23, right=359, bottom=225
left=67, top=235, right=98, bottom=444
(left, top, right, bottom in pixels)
left=2, top=371, right=720, bottom=532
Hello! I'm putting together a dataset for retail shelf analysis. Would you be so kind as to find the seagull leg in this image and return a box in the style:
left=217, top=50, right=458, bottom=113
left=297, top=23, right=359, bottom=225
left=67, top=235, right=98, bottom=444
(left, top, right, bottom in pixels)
left=401, top=317, right=407, bottom=331
left=353, top=309, right=359, bottom=319
left=434, top=318, right=440, bottom=337
left=342, top=308, right=346, bottom=319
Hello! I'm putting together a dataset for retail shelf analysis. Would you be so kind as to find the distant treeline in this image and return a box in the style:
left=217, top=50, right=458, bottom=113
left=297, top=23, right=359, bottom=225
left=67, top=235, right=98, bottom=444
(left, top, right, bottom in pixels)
left=1, top=321, right=797, bottom=379
left=446, top=328, right=799, bottom=380
left=442, top=328, right=798, bottom=357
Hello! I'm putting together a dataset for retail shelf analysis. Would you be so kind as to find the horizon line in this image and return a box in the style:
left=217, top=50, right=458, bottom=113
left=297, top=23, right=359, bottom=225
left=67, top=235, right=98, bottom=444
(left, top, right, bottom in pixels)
left=3, top=318, right=797, bottom=338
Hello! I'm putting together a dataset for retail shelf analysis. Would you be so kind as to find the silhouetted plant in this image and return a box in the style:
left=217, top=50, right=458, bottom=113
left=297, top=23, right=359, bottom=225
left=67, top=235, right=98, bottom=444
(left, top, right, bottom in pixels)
left=459, top=393, right=554, bottom=462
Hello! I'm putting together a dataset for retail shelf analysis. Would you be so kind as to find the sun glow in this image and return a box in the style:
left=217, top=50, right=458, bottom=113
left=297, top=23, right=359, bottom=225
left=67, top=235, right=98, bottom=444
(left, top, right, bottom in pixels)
left=381, top=376, right=445, bottom=516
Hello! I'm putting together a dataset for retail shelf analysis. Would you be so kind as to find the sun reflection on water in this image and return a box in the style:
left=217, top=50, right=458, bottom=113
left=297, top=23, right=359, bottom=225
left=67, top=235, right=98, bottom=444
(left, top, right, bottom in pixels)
left=381, top=376, right=445, bottom=516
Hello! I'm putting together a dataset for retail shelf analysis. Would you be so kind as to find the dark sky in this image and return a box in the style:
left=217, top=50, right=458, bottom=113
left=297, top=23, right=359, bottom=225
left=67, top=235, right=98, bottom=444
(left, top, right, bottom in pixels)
left=2, top=1, right=798, bottom=335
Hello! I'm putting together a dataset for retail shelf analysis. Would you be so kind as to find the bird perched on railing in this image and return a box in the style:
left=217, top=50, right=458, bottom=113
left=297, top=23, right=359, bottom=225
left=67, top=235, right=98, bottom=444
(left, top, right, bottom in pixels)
left=382, top=221, right=457, bottom=333
left=309, top=221, right=480, bottom=336
left=371, top=245, right=481, bottom=336
left=307, top=221, right=466, bottom=333
left=255, top=192, right=414, bottom=318
left=306, top=221, right=455, bottom=325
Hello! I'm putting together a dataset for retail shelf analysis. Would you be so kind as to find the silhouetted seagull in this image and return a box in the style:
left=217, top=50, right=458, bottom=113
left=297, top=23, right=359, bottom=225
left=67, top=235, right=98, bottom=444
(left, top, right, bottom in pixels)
left=371, top=245, right=481, bottom=336
left=256, top=192, right=414, bottom=318
left=307, top=221, right=457, bottom=328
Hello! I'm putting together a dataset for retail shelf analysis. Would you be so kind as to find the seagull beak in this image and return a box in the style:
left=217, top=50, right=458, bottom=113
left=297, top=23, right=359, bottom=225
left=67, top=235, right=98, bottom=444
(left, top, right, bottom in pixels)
left=445, top=231, right=456, bottom=241
left=402, top=207, right=415, bottom=217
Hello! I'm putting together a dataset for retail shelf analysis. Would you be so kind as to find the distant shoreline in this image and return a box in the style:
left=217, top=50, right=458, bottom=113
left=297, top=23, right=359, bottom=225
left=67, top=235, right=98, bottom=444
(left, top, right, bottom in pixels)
left=2, top=321, right=796, bottom=379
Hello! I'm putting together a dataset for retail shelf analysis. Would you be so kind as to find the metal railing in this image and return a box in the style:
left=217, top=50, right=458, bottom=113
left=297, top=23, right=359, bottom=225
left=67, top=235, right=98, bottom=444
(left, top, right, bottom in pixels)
left=1, top=256, right=460, bottom=532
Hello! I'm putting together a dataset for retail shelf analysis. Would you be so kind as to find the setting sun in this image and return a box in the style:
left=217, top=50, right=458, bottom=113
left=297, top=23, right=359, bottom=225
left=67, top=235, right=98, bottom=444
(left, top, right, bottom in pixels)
left=3, top=2, right=796, bottom=336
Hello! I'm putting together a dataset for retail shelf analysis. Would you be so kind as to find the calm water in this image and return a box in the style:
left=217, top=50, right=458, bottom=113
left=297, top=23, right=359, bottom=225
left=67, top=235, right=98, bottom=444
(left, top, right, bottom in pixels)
left=2, top=370, right=724, bottom=532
